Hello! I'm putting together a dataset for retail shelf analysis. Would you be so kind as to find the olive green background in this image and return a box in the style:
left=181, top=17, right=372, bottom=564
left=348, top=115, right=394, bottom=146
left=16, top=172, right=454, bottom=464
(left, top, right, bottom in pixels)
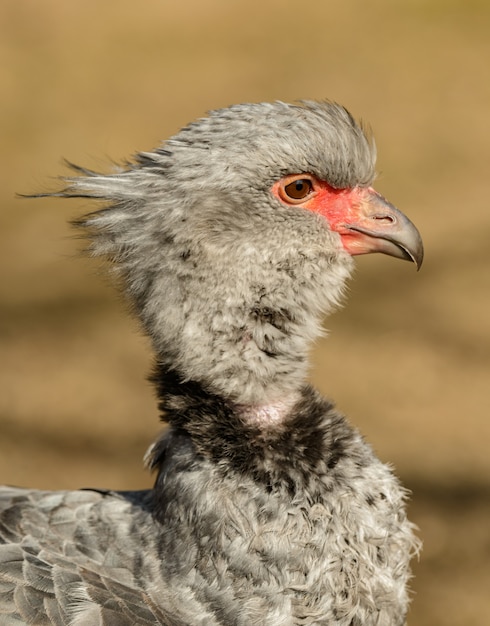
left=1, top=1, right=489, bottom=624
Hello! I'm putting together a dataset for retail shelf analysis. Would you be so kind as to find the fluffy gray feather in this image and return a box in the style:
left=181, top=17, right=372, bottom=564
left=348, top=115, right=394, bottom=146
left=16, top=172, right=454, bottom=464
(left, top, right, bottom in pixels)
left=66, top=101, right=375, bottom=404
left=0, top=101, right=421, bottom=625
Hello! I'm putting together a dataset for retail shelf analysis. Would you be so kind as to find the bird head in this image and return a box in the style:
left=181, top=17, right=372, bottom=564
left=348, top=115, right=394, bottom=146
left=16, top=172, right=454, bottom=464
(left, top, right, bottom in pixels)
left=59, top=101, right=423, bottom=405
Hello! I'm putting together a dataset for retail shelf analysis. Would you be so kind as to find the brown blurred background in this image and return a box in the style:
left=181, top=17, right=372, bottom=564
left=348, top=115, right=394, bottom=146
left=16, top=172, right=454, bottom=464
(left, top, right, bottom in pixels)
left=1, top=1, right=489, bottom=623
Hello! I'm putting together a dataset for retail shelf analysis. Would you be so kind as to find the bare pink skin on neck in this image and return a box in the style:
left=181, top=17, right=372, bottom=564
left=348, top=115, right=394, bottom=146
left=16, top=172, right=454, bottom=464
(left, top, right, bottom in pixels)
left=237, top=393, right=300, bottom=428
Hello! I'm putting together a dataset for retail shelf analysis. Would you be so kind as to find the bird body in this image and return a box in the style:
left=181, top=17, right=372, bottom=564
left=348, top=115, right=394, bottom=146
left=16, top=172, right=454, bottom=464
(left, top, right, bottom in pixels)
left=0, top=101, right=422, bottom=625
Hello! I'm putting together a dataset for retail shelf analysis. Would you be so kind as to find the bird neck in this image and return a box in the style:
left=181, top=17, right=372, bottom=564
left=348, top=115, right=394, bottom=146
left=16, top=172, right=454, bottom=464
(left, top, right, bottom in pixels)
left=150, top=364, right=297, bottom=428
left=149, top=299, right=321, bottom=410
left=143, top=254, right=353, bottom=408
left=148, top=366, right=350, bottom=480
left=135, top=214, right=354, bottom=408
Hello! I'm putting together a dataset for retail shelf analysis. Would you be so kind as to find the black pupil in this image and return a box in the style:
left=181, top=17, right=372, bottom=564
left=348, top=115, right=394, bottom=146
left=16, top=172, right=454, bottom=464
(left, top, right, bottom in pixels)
left=296, top=181, right=305, bottom=191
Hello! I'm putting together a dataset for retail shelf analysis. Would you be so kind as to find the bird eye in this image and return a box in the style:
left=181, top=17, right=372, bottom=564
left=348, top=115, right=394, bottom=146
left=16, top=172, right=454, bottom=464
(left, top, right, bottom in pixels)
left=283, top=178, right=313, bottom=201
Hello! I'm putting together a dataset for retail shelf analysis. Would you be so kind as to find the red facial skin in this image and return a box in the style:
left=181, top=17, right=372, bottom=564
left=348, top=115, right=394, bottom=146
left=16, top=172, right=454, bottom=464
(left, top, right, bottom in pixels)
left=271, top=173, right=424, bottom=269
left=271, top=174, right=383, bottom=255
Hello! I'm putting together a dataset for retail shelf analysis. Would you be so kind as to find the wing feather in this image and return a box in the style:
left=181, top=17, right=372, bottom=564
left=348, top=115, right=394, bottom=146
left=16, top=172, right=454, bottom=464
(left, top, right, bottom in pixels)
left=0, top=487, right=167, bottom=625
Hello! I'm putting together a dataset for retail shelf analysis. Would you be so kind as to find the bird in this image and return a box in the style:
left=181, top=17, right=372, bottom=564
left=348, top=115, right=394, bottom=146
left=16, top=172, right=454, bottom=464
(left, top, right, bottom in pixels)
left=0, top=101, right=423, bottom=625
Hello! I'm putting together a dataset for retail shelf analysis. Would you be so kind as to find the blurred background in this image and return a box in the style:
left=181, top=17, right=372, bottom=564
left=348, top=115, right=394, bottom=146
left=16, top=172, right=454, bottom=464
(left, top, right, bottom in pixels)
left=1, top=1, right=489, bottom=623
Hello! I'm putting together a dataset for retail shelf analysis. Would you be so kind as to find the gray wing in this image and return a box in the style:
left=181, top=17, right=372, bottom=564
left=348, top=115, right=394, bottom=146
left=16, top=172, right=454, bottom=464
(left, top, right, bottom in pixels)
left=0, top=487, right=181, bottom=626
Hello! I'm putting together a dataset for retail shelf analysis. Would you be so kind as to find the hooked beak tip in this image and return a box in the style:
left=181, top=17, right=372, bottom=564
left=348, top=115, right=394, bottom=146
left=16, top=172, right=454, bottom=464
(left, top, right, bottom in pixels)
left=400, top=242, right=424, bottom=270
left=342, top=188, right=424, bottom=270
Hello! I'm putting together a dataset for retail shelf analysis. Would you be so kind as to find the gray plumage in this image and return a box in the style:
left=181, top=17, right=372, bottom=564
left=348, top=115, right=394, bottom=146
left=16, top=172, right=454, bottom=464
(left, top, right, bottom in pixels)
left=0, top=101, right=422, bottom=625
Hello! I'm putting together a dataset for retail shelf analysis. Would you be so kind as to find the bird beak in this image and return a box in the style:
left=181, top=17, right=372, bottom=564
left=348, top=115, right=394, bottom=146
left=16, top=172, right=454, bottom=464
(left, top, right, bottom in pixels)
left=340, top=187, right=424, bottom=270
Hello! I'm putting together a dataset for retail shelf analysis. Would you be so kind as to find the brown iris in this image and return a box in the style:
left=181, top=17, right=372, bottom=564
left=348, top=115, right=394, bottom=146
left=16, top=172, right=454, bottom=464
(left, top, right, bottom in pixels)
left=283, top=178, right=313, bottom=201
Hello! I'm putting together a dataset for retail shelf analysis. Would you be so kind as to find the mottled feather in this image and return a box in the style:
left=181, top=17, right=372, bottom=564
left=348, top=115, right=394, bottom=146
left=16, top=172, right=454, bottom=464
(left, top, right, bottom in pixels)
left=1, top=101, right=420, bottom=625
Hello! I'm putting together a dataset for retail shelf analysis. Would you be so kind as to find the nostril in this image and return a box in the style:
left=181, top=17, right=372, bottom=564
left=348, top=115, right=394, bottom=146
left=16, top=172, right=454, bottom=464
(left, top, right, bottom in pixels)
left=372, top=213, right=396, bottom=224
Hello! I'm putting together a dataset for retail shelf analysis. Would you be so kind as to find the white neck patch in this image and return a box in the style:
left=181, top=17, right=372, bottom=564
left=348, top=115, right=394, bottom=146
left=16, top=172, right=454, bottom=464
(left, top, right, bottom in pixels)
left=237, top=393, right=300, bottom=428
